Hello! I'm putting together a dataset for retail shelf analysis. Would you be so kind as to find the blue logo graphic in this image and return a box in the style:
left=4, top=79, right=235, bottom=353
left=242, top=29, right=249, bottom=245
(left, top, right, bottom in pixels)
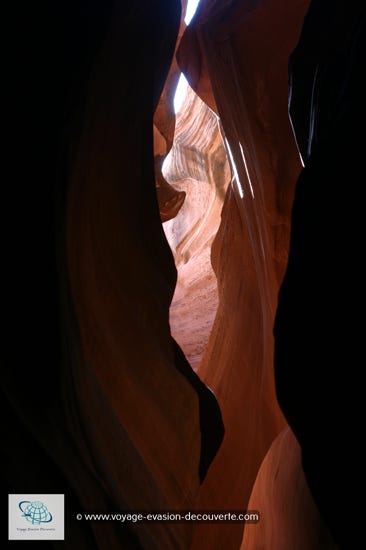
left=19, top=501, right=53, bottom=524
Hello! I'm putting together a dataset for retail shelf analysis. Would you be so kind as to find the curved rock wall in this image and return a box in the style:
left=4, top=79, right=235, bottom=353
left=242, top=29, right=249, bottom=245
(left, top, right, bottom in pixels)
left=176, top=1, right=310, bottom=547
left=163, top=85, right=230, bottom=371
left=241, top=429, right=337, bottom=550
left=4, top=2, right=223, bottom=549
left=5, top=0, right=359, bottom=548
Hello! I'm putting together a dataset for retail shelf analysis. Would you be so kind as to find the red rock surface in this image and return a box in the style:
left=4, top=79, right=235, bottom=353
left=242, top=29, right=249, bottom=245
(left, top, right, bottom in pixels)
left=241, top=429, right=337, bottom=549
left=7, top=0, right=353, bottom=548
left=174, top=1, right=314, bottom=548
left=163, top=84, right=230, bottom=371
left=6, top=2, right=224, bottom=546
left=66, top=4, right=203, bottom=547
left=153, top=2, right=188, bottom=223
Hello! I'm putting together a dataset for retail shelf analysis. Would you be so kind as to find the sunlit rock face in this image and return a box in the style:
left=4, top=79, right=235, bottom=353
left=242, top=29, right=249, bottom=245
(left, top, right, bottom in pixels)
left=155, top=154, right=186, bottom=223
left=163, top=85, right=230, bottom=371
left=153, top=1, right=188, bottom=223
left=176, top=0, right=312, bottom=548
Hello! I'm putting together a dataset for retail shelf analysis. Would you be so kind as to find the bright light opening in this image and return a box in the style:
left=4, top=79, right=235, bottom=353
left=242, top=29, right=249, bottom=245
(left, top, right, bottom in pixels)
left=239, top=142, right=255, bottom=198
left=173, top=1, right=201, bottom=114
left=173, top=73, right=188, bottom=114
left=185, top=0, right=201, bottom=25
left=225, top=138, right=244, bottom=199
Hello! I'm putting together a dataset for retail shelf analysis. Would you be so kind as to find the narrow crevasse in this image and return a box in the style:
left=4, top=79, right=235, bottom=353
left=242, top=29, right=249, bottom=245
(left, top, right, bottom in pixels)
left=5, top=0, right=359, bottom=548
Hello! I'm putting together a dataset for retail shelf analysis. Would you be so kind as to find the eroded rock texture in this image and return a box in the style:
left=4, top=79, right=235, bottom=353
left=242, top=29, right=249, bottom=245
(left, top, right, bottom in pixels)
left=4, top=0, right=361, bottom=548
left=176, top=1, right=310, bottom=547
left=153, top=2, right=188, bottom=223
left=163, top=85, right=230, bottom=371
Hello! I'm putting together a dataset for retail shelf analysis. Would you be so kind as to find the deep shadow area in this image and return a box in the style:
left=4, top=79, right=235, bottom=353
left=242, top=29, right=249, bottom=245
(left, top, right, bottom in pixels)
left=275, top=2, right=366, bottom=547
left=3, top=1, right=223, bottom=548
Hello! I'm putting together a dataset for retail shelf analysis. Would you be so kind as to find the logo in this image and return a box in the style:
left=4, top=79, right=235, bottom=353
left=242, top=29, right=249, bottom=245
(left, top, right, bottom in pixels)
left=8, top=494, right=64, bottom=541
left=19, top=500, right=53, bottom=524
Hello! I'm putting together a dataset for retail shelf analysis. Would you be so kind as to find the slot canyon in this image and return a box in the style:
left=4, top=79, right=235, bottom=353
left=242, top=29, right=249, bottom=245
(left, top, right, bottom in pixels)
left=3, top=0, right=364, bottom=548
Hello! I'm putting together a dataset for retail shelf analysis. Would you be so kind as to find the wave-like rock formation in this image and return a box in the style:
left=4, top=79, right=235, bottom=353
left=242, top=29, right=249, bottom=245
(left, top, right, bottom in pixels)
left=163, top=84, right=230, bottom=371
left=153, top=2, right=188, bottom=223
left=4, top=0, right=361, bottom=548
left=176, top=1, right=311, bottom=547
left=4, top=1, right=223, bottom=549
